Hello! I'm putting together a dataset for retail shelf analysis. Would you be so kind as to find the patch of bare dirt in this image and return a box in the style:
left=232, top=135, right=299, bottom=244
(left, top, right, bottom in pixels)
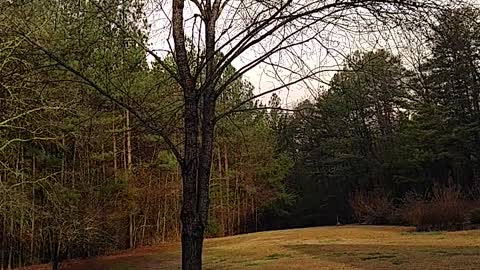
left=19, top=243, right=179, bottom=270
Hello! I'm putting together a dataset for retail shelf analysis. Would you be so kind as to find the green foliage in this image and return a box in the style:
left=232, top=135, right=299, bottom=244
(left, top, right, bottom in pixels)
left=205, top=220, right=222, bottom=238
left=4, top=0, right=480, bottom=267
left=157, top=150, right=178, bottom=169
left=271, top=50, right=409, bottom=227
left=0, top=1, right=293, bottom=267
left=271, top=9, right=480, bottom=229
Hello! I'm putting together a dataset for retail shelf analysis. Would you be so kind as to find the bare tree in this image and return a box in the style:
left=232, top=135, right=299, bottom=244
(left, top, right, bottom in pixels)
left=159, top=1, right=441, bottom=269
left=11, top=0, right=456, bottom=269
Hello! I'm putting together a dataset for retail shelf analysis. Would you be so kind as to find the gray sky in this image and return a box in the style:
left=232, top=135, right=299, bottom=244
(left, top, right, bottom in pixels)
left=145, top=0, right=472, bottom=108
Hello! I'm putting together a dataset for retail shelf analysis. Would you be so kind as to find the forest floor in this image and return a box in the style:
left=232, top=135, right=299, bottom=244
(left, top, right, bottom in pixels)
left=26, top=226, right=480, bottom=270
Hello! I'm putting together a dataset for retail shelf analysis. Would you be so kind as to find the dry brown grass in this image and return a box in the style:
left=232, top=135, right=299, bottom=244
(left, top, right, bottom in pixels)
left=26, top=226, right=480, bottom=270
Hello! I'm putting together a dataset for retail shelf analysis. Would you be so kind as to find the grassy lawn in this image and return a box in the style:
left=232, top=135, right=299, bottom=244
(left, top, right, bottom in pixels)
left=55, top=226, right=480, bottom=269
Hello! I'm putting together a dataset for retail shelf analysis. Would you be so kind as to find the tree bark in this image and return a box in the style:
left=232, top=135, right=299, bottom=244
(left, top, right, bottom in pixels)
left=181, top=89, right=203, bottom=269
left=113, top=121, right=117, bottom=182
left=181, top=97, right=215, bottom=270
left=224, top=144, right=230, bottom=234
left=125, top=110, right=134, bottom=249
left=172, top=0, right=219, bottom=267
left=217, top=147, right=225, bottom=236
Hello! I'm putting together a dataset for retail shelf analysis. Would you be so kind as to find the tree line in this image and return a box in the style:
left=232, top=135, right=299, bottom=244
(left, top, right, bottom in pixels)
left=269, top=7, right=480, bottom=230
left=0, top=0, right=470, bottom=269
left=0, top=1, right=289, bottom=269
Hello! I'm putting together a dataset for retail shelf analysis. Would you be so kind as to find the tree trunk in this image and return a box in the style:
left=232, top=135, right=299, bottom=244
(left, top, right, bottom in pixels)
left=162, top=174, right=169, bottom=242
left=1, top=216, right=4, bottom=270
left=113, top=121, right=117, bottom=182
left=235, top=175, right=240, bottom=233
left=125, top=110, right=134, bottom=249
left=52, top=252, right=59, bottom=270
left=180, top=87, right=216, bottom=270
left=224, top=144, right=229, bottom=235
left=181, top=90, right=204, bottom=270
left=141, top=212, right=147, bottom=246
left=217, top=147, right=224, bottom=236
left=2, top=213, right=5, bottom=270
left=172, top=0, right=218, bottom=267
left=31, top=156, right=36, bottom=264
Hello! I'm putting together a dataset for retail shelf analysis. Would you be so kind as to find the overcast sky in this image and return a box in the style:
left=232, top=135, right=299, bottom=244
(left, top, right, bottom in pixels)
left=145, top=0, right=476, bottom=108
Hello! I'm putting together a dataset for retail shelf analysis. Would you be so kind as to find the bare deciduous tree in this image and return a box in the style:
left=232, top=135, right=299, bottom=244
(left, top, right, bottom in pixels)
left=14, top=0, right=454, bottom=269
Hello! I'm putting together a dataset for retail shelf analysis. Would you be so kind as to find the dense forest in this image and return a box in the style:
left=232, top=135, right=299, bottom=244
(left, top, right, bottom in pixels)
left=1, top=1, right=294, bottom=268
left=270, top=8, right=480, bottom=229
left=1, top=0, right=480, bottom=269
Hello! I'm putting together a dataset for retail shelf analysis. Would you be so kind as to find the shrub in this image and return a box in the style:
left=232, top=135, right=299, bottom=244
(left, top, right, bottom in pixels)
left=400, top=185, right=470, bottom=231
left=400, top=192, right=424, bottom=227
left=350, top=190, right=395, bottom=225
left=471, top=208, right=480, bottom=224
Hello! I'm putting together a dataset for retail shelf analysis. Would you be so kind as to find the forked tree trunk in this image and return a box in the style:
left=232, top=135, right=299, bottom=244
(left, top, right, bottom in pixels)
left=172, top=0, right=218, bottom=267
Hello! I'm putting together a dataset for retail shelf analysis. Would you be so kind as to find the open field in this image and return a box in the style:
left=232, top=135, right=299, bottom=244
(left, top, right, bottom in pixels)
left=28, top=226, right=480, bottom=270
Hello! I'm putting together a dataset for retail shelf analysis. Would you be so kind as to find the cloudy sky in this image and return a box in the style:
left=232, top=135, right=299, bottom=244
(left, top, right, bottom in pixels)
left=145, top=0, right=449, bottom=108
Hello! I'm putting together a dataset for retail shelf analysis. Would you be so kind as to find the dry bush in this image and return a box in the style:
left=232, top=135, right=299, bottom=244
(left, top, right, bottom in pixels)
left=400, top=185, right=471, bottom=231
left=350, top=190, right=396, bottom=225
